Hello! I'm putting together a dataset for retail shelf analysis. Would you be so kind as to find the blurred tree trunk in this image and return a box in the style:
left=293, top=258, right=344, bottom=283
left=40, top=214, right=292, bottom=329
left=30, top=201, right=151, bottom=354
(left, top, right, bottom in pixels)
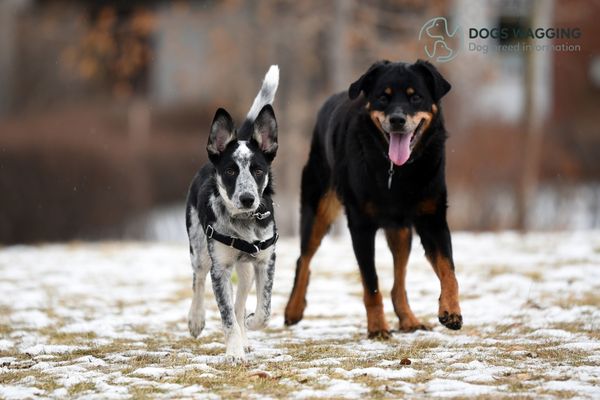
left=128, top=98, right=151, bottom=150
left=330, top=0, right=352, bottom=92
left=516, top=0, right=552, bottom=231
left=329, top=0, right=353, bottom=235
left=0, top=1, right=23, bottom=116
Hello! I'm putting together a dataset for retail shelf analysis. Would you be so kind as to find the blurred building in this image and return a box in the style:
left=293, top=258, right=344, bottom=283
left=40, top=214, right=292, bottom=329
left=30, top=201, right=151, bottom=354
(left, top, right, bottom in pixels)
left=0, top=0, right=599, bottom=243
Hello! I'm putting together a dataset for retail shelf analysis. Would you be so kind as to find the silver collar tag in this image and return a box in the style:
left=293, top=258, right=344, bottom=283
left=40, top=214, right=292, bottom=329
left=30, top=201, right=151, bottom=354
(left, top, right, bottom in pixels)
left=387, top=161, right=394, bottom=190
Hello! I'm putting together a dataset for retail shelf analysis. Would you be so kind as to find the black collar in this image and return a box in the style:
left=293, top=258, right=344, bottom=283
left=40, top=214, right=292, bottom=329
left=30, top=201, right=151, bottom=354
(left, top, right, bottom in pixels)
left=204, top=224, right=278, bottom=257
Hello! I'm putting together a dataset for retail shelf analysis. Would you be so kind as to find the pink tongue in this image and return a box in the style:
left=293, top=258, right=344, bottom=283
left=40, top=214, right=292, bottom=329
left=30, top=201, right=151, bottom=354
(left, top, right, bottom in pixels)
left=388, top=133, right=411, bottom=166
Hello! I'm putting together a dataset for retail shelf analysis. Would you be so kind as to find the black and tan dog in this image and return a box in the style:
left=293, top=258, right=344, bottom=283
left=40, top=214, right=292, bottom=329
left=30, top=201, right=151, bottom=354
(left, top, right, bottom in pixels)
left=284, top=60, right=462, bottom=338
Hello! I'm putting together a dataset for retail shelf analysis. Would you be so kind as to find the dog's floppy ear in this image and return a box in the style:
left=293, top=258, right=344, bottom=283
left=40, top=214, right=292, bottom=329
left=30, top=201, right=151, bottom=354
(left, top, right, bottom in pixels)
left=348, top=60, right=390, bottom=100
left=252, top=104, right=278, bottom=161
left=207, top=108, right=236, bottom=156
left=413, top=59, right=451, bottom=102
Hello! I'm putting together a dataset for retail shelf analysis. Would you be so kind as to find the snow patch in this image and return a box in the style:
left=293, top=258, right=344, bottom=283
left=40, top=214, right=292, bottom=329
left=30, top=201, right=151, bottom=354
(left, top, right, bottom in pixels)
left=0, top=385, right=44, bottom=400
left=132, top=367, right=174, bottom=378
left=21, top=344, right=84, bottom=355
left=346, top=367, right=419, bottom=379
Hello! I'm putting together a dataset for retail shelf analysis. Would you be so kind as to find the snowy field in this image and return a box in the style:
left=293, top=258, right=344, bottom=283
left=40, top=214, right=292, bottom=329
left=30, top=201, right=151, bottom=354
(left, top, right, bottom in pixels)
left=1, top=231, right=599, bottom=399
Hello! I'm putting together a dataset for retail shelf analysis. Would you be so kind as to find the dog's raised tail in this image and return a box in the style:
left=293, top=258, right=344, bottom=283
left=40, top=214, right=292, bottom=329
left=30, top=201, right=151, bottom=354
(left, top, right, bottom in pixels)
left=246, top=65, right=279, bottom=122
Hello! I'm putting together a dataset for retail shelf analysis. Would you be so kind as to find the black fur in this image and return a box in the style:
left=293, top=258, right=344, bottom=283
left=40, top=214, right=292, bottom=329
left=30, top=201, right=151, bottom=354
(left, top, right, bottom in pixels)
left=185, top=145, right=275, bottom=233
left=185, top=65, right=280, bottom=361
left=286, top=59, right=462, bottom=333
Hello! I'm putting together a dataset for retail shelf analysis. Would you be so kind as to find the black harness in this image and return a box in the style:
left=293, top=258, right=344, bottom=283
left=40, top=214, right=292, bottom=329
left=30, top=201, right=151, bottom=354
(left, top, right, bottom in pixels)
left=203, top=209, right=278, bottom=257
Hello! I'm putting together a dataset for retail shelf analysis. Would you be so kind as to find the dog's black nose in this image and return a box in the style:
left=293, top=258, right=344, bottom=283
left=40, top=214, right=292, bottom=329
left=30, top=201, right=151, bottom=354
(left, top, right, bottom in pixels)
left=240, top=193, right=255, bottom=208
left=389, top=114, right=406, bottom=129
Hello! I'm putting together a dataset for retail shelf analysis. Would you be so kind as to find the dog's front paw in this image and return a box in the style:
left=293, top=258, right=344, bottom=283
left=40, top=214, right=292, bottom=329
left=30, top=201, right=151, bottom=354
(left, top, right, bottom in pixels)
left=188, top=313, right=205, bottom=338
left=224, top=353, right=246, bottom=363
left=438, top=311, right=462, bottom=330
left=225, top=344, right=246, bottom=363
left=284, top=300, right=306, bottom=326
left=240, top=334, right=252, bottom=352
left=245, top=313, right=268, bottom=330
left=398, top=319, right=431, bottom=333
left=368, top=329, right=392, bottom=340
left=225, top=331, right=247, bottom=363
left=438, top=290, right=462, bottom=330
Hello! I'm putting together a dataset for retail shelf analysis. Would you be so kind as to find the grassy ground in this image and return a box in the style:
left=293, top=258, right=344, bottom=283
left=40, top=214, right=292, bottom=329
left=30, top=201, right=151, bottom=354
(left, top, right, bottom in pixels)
left=0, top=232, right=599, bottom=399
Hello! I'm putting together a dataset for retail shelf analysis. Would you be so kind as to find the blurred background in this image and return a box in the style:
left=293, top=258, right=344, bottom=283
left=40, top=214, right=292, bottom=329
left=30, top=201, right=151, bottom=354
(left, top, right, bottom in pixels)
left=0, top=0, right=599, bottom=244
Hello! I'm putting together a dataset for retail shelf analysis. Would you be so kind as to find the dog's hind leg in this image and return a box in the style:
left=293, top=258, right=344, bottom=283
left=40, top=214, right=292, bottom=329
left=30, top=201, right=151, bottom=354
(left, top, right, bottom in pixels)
left=234, top=262, right=254, bottom=351
left=247, top=251, right=276, bottom=330
left=285, top=152, right=341, bottom=326
left=348, top=212, right=391, bottom=339
left=385, top=228, right=430, bottom=332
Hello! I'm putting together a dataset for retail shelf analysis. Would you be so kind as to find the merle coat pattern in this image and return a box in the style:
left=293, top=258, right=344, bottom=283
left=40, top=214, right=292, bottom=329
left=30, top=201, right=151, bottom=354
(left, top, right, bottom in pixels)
left=284, top=60, right=462, bottom=338
left=186, top=66, right=279, bottom=362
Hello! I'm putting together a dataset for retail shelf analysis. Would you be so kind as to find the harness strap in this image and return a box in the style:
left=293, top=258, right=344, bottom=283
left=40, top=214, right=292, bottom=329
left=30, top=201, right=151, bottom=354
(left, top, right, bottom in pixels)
left=205, top=224, right=278, bottom=257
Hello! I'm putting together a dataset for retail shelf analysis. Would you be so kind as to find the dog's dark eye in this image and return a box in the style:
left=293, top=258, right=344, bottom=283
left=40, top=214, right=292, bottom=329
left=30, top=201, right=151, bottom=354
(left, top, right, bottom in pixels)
left=225, top=168, right=236, bottom=176
left=410, top=94, right=422, bottom=104
left=254, top=169, right=264, bottom=176
left=378, top=95, right=389, bottom=104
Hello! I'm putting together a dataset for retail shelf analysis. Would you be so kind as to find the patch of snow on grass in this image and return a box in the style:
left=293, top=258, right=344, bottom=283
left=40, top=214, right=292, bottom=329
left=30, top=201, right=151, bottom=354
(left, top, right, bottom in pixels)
left=424, top=378, right=497, bottom=397
left=132, top=367, right=174, bottom=378
left=0, top=233, right=599, bottom=398
left=0, top=385, right=44, bottom=400
left=21, top=344, right=84, bottom=355
left=293, top=378, right=368, bottom=399
left=0, top=339, right=14, bottom=351
left=346, top=366, right=419, bottom=379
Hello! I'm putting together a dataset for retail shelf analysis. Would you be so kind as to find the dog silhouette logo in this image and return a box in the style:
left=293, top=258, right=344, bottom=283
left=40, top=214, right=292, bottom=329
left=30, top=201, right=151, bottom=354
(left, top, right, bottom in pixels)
left=418, top=17, right=461, bottom=63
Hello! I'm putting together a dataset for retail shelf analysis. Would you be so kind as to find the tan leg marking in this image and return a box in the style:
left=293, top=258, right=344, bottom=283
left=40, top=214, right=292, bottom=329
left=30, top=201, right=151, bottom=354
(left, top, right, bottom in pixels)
left=385, top=228, right=429, bottom=332
left=427, top=253, right=462, bottom=330
left=284, top=191, right=342, bottom=325
left=362, top=282, right=391, bottom=339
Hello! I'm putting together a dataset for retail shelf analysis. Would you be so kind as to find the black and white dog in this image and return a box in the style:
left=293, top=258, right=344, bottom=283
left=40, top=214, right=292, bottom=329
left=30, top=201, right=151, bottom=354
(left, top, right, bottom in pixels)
left=186, top=66, right=279, bottom=362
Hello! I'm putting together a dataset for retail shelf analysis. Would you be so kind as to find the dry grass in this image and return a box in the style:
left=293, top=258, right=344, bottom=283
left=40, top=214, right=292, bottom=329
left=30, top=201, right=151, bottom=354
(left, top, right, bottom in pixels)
left=67, top=381, right=97, bottom=396
left=1, top=237, right=599, bottom=399
left=552, top=291, right=600, bottom=308
left=1, top=312, right=596, bottom=399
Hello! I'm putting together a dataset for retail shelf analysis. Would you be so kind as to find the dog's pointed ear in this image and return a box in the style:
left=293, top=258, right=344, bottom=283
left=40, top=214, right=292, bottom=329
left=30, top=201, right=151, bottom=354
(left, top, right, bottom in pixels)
left=252, top=104, right=278, bottom=161
left=348, top=60, right=390, bottom=100
left=207, top=108, right=236, bottom=156
left=413, top=59, right=451, bottom=102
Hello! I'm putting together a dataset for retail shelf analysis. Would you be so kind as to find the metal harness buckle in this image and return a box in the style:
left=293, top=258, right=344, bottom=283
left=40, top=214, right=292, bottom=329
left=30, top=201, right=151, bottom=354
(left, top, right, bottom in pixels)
left=253, top=211, right=271, bottom=220
left=250, top=244, right=260, bottom=258
left=205, top=225, right=214, bottom=239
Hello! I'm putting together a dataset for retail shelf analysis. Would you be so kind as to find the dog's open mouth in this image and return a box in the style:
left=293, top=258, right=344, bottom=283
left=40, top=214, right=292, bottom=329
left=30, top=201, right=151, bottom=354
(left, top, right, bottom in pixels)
left=387, top=119, right=424, bottom=166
